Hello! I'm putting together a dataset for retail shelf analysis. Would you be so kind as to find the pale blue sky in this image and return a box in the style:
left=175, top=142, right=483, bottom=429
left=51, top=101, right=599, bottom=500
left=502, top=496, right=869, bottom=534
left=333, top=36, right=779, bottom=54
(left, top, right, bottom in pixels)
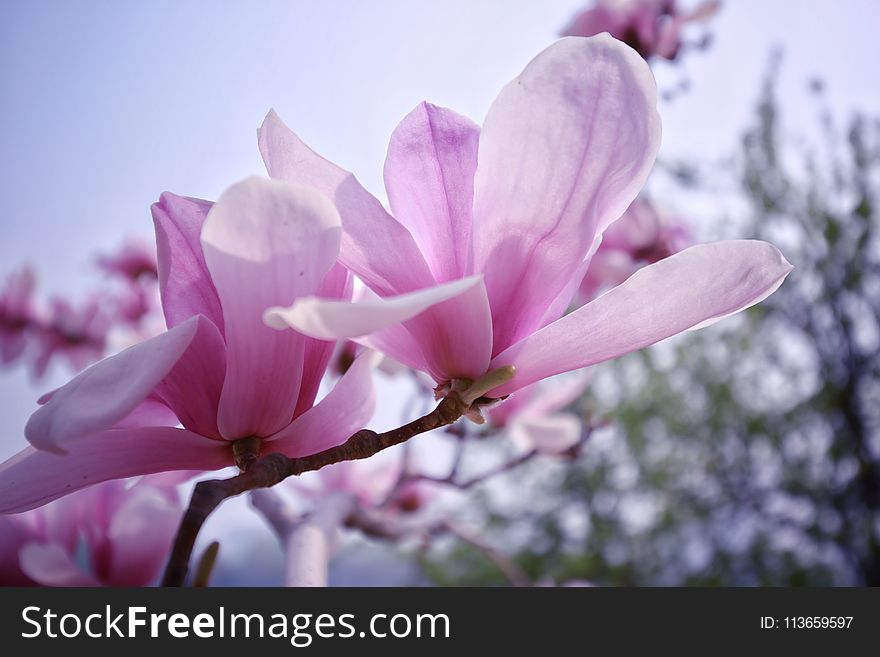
left=1, top=0, right=879, bottom=462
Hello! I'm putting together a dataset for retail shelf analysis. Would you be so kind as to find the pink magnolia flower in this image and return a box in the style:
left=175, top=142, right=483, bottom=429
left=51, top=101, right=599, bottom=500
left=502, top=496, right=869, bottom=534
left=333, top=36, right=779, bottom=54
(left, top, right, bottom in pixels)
left=0, top=177, right=376, bottom=514
left=111, top=282, right=155, bottom=326
left=562, top=0, right=721, bottom=61
left=260, top=36, right=792, bottom=404
left=0, top=478, right=180, bottom=587
left=97, top=239, right=161, bottom=327
left=578, top=196, right=692, bottom=302
left=96, top=239, right=159, bottom=283
left=0, top=493, right=77, bottom=586
left=292, top=457, right=435, bottom=514
left=488, top=373, right=591, bottom=455
left=386, top=478, right=434, bottom=514
left=0, top=265, right=39, bottom=365
left=294, top=460, right=397, bottom=508
left=32, top=295, right=110, bottom=378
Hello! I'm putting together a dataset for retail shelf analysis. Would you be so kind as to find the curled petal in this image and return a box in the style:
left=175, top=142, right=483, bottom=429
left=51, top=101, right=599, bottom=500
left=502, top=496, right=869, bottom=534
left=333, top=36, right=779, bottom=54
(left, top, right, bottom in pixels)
left=264, top=275, right=484, bottom=341
left=25, top=316, right=207, bottom=452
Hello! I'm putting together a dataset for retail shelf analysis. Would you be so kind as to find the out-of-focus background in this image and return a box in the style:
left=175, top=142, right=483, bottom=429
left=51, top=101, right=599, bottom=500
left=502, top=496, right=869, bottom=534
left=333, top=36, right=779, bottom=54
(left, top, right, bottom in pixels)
left=1, top=0, right=879, bottom=585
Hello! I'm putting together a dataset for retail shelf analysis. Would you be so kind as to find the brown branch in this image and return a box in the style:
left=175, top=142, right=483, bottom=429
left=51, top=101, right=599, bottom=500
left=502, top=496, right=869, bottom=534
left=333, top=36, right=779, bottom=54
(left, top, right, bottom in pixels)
left=161, top=390, right=471, bottom=586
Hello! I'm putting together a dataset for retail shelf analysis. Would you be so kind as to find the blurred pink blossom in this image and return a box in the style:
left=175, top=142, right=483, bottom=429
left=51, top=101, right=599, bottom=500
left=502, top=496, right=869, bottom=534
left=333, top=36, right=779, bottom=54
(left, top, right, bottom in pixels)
left=387, top=477, right=433, bottom=514
left=0, top=265, right=39, bottom=366
left=32, top=296, right=110, bottom=378
left=1, top=240, right=163, bottom=377
left=294, top=458, right=434, bottom=514
left=488, top=373, right=591, bottom=455
left=578, top=197, right=692, bottom=302
left=262, top=36, right=791, bottom=402
left=0, top=178, right=377, bottom=513
left=112, top=283, right=154, bottom=326
left=297, top=460, right=397, bottom=508
left=97, top=239, right=161, bottom=328
left=562, top=0, right=721, bottom=61
left=96, top=239, right=159, bottom=283
left=0, top=478, right=180, bottom=586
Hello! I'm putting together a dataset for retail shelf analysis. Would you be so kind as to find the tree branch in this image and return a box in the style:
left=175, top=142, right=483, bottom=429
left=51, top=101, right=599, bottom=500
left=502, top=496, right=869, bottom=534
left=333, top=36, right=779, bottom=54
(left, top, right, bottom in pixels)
left=162, top=389, right=471, bottom=586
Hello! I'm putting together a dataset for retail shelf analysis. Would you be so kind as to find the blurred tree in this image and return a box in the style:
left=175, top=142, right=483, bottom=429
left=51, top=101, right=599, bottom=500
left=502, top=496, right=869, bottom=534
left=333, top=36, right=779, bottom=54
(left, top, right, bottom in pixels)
left=426, top=62, right=880, bottom=586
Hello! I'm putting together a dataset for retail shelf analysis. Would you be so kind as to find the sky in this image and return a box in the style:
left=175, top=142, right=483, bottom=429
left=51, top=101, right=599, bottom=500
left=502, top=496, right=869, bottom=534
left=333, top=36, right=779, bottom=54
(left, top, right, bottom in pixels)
left=1, top=0, right=879, bottom=459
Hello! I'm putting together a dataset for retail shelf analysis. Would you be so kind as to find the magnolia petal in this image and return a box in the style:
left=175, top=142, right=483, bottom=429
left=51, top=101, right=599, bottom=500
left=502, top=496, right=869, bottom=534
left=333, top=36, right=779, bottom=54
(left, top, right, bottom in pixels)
left=152, top=193, right=224, bottom=332
left=136, top=470, right=201, bottom=489
left=259, top=110, right=435, bottom=295
left=201, top=177, right=341, bottom=439
left=489, top=240, right=793, bottom=396
left=472, top=35, right=661, bottom=353
left=105, top=487, right=181, bottom=586
left=354, top=322, right=430, bottom=374
left=151, top=316, right=226, bottom=439
left=384, top=102, right=480, bottom=282
left=267, top=351, right=378, bottom=457
left=510, top=413, right=582, bottom=455
left=0, top=427, right=230, bottom=514
left=36, top=388, right=57, bottom=405
left=19, top=543, right=103, bottom=587
left=578, top=248, right=639, bottom=303
left=400, top=277, right=493, bottom=381
left=540, top=234, right=603, bottom=326
left=521, top=372, right=591, bottom=418
left=113, top=396, right=180, bottom=429
left=0, top=516, right=38, bottom=584
left=25, top=316, right=205, bottom=452
left=264, top=275, right=484, bottom=341
left=329, top=278, right=493, bottom=382
left=294, top=262, right=353, bottom=419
